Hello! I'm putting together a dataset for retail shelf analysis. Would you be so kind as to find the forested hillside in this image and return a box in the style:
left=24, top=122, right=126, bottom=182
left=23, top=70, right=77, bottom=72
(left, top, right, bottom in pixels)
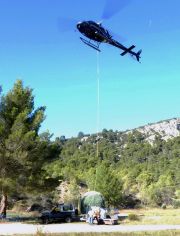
left=47, top=128, right=180, bottom=208
left=0, top=81, right=180, bottom=210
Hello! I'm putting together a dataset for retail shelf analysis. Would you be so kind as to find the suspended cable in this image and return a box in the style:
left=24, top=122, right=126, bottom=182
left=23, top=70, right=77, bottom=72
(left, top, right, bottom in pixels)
left=96, top=51, right=100, bottom=158
left=94, top=51, right=100, bottom=191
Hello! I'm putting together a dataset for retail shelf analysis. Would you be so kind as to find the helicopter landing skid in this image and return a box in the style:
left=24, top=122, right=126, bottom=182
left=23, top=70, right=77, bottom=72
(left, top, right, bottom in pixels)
left=80, top=37, right=101, bottom=52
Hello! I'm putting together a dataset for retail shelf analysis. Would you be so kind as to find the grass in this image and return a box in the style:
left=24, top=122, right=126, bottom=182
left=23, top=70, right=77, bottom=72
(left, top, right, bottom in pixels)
left=4, top=208, right=180, bottom=224
left=0, top=210, right=40, bottom=224
left=2, top=208, right=180, bottom=225
left=24, top=231, right=180, bottom=236
left=119, top=208, right=180, bottom=225
left=6, top=208, right=180, bottom=223
left=1, top=208, right=179, bottom=236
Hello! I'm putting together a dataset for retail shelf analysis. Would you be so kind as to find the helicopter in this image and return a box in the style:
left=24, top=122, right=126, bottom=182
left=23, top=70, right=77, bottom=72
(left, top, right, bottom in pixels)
left=77, top=20, right=142, bottom=62
left=58, top=0, right=142, bottom=62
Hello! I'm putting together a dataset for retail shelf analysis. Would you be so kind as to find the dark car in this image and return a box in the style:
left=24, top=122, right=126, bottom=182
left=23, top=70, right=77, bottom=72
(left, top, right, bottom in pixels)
left=40, top=203, right=78, bottom=224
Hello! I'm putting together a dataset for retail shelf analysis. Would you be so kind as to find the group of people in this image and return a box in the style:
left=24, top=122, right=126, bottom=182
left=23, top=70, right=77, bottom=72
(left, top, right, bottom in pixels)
left=87, top=207, right=106, bottom=224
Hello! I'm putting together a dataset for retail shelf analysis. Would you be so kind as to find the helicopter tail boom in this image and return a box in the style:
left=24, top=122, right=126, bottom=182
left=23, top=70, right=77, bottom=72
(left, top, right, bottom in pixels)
left=110, top=40, right=142, bottom=62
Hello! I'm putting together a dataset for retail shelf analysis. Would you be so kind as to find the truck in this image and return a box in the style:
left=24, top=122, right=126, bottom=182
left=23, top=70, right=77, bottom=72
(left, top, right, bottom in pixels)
left=39, top=203, right=78, bottom=224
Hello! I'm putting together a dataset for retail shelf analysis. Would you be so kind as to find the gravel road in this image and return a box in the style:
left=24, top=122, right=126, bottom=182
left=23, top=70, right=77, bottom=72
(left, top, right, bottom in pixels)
left=0, top=223, right=180, bottom=235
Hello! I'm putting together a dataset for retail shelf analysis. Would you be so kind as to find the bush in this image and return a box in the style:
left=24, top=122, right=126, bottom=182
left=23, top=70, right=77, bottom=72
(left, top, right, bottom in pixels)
left=172, top=199, right=180, bottom=209
left=128, top=213, right=139, bottom=221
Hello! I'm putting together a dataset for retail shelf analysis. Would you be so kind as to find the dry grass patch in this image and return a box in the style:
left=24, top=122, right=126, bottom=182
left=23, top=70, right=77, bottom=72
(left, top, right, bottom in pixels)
left=119, top=208, right=180, bottom=225
left=32, top=231, right=180, bottom=236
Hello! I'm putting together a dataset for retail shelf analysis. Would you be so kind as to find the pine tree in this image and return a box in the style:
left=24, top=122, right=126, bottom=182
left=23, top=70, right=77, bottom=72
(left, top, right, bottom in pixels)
left=0, top=80, right=46, bottom=216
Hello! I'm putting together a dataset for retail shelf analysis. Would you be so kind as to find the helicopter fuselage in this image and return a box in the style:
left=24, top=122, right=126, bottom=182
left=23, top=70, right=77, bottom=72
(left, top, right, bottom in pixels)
left=77, top=21, right=111, bottom=43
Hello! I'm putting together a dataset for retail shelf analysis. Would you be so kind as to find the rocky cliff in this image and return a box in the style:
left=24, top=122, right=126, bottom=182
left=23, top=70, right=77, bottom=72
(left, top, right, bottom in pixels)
left=135, top=118, right=180, bottom=143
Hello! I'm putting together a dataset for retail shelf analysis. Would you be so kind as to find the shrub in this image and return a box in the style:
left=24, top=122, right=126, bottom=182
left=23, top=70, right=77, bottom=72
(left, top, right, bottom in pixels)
left=172, top=199, right=180, bottom=209
left=128, top=213, right=139, bottom=221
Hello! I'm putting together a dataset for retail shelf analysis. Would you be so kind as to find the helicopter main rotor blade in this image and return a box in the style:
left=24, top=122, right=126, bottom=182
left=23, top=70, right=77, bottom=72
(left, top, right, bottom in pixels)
left=102, top=0, right=132, bottom=20
left=57, top=17, right=78, bottom=32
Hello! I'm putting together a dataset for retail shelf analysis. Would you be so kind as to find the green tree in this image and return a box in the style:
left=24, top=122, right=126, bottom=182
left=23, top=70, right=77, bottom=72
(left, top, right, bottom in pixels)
left=0, top=80, right=55, bottom=216
left=87, top=163, right=123, bottom=207
left=78, top=131, right=84, bottom=138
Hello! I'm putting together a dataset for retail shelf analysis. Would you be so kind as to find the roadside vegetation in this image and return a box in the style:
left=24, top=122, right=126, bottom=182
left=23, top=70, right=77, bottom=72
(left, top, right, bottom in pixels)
left=121, top=208, right=180, bottom=225
left=0, top=80, right=180, bottom=217
left=3, top=208, right=179, bottom=225
left=27, top=230, right=180, bottom=236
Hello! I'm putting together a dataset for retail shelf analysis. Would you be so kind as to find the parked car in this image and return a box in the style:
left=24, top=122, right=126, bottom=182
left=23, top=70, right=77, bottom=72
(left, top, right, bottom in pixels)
left=39, top=203, right=78, bottom=224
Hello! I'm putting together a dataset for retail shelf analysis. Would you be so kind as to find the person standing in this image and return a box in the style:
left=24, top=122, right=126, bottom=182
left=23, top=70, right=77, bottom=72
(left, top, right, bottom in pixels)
left=88, top=209, right=94, bottom=224
left=0, top=194, right=7, bottom=219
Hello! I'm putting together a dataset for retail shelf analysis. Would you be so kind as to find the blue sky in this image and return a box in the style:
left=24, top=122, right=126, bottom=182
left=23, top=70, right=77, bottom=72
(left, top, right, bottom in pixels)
left=0, top=0, right=180, bottom=138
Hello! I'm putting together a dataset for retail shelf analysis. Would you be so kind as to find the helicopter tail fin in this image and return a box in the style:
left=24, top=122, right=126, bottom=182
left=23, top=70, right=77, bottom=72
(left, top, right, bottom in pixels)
left=135, top=49, right=142, bottom=62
